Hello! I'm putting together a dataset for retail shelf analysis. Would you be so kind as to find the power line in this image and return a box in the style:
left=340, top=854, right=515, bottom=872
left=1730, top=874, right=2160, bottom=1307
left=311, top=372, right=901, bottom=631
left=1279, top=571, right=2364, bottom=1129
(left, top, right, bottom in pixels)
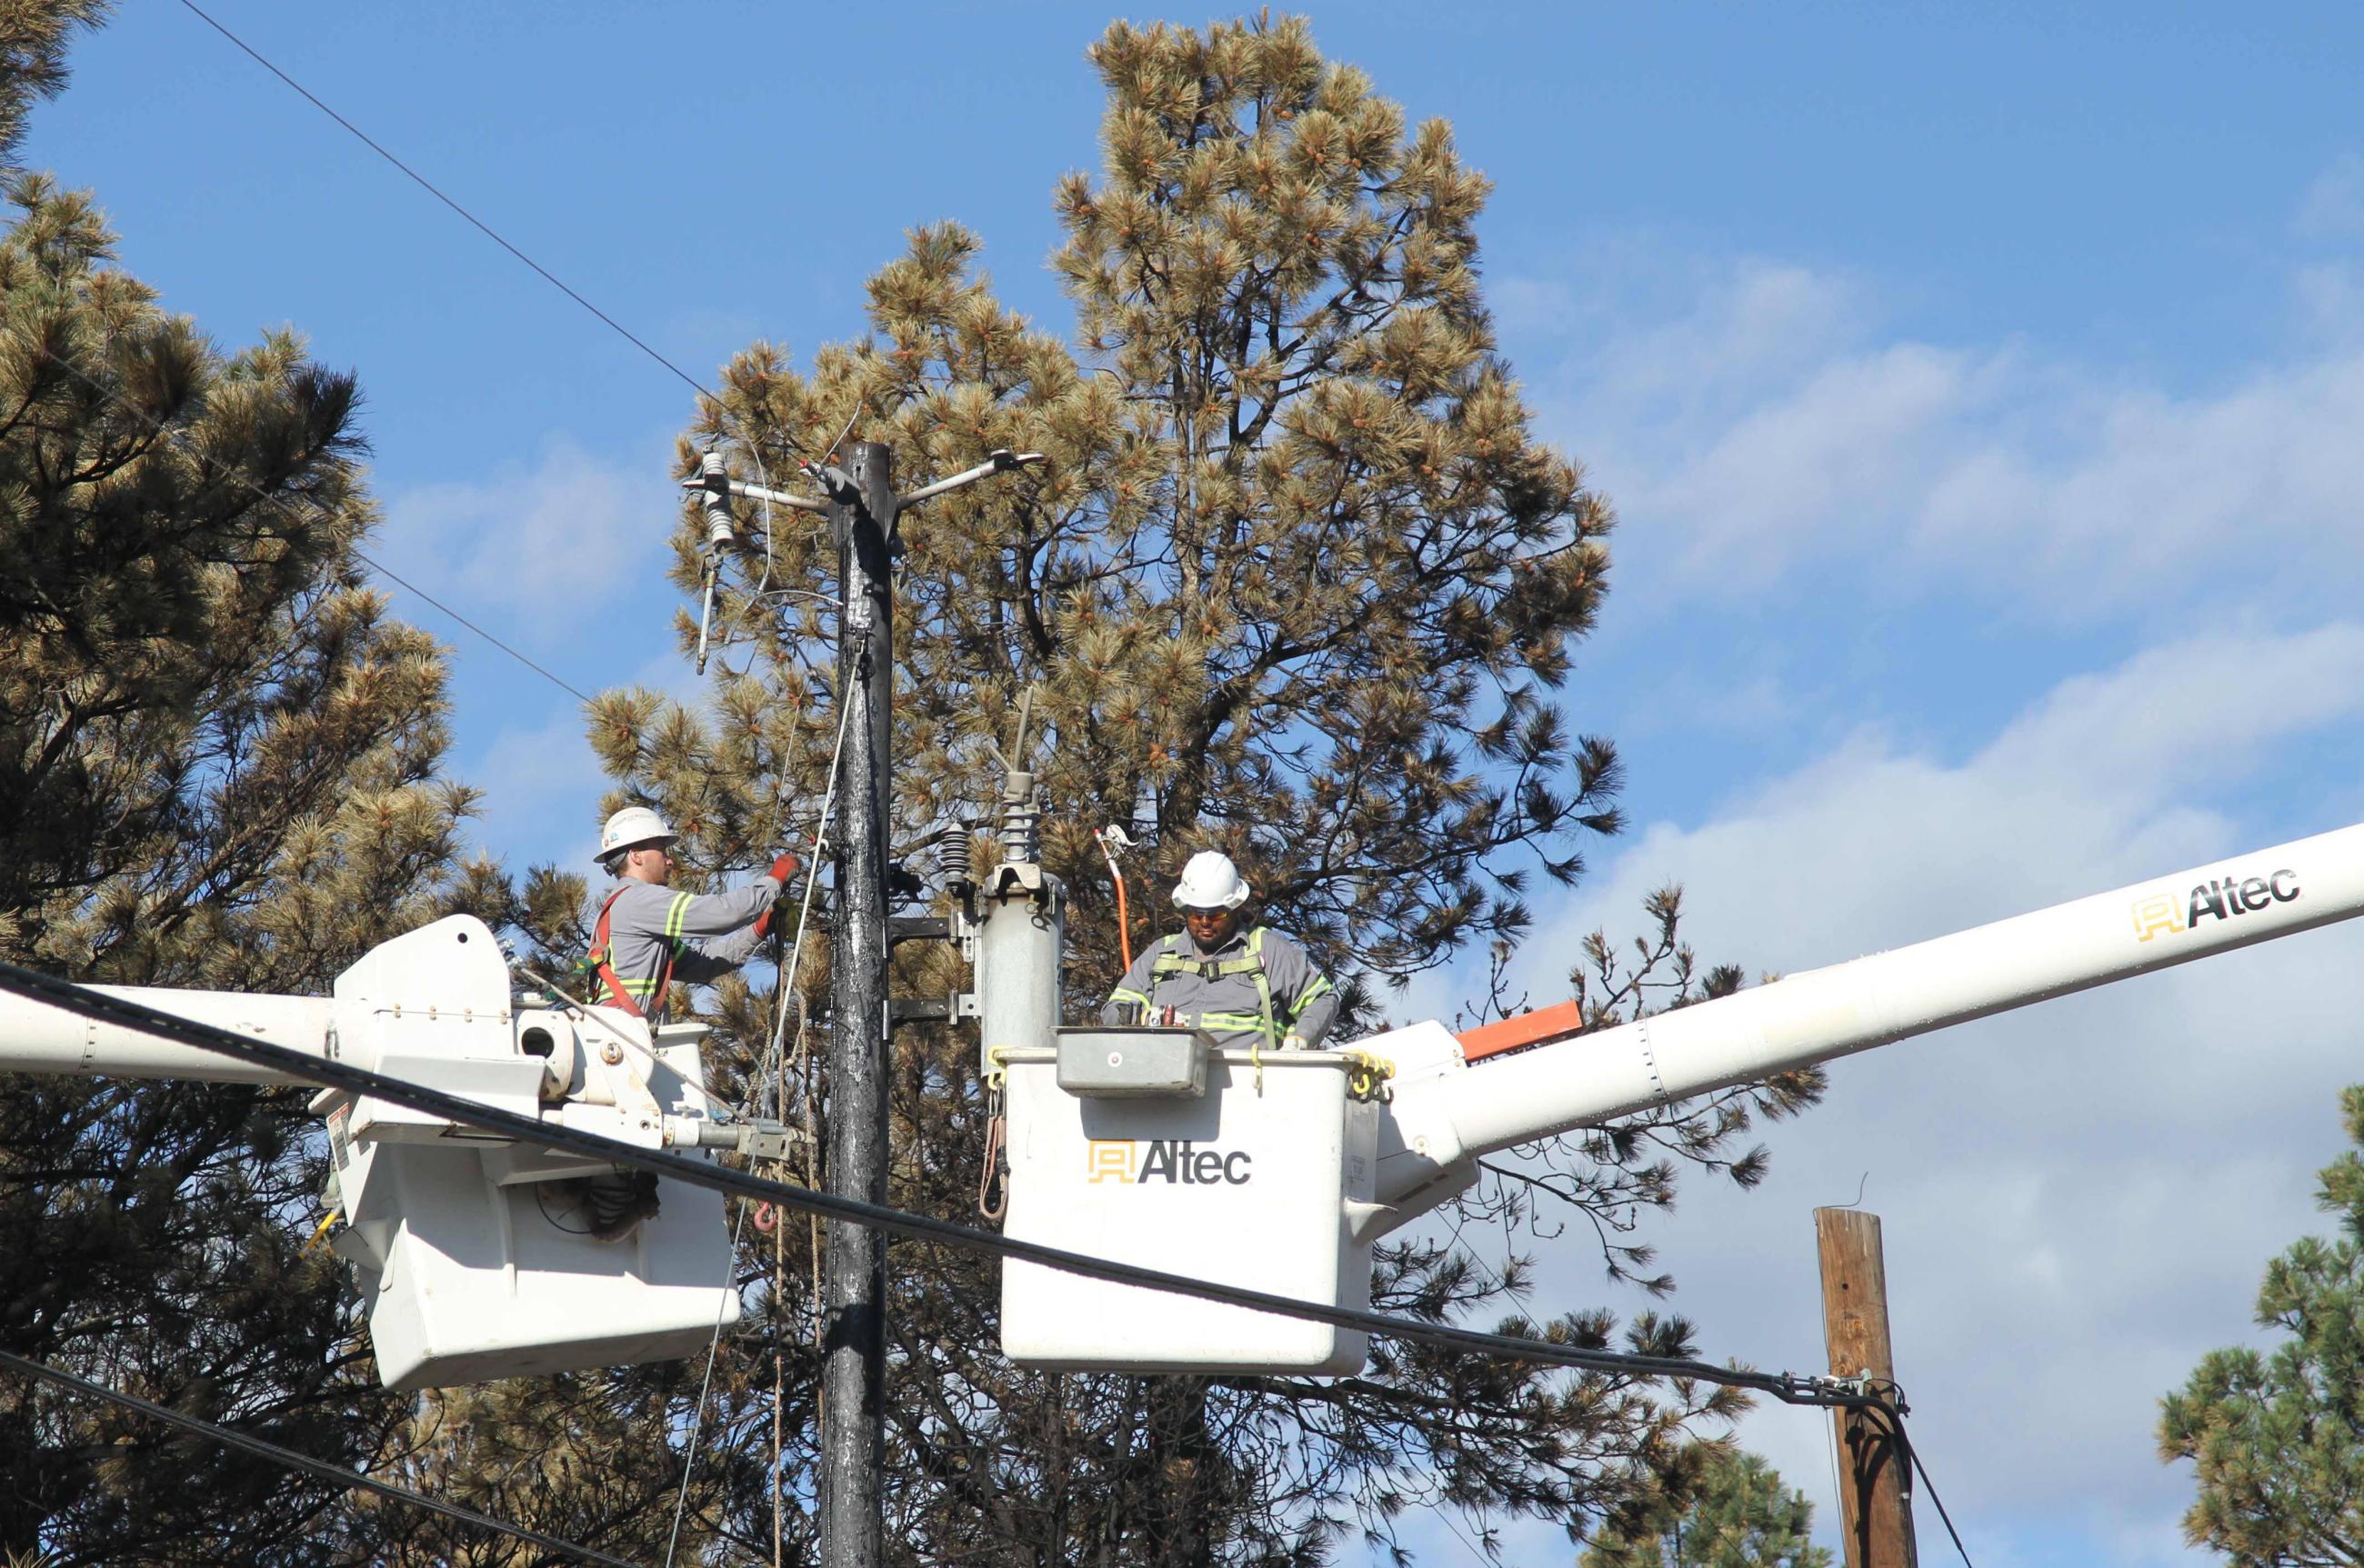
left=0, top=961, right=1962, bottom=1562
left=1909, top=1443, right=1975, bottom=1568
left=0, top=1347, right=652, bottom=1568
left=0, top=956, right=1887, bottom=1414
left=33, top=343, right=592, bottom=705
left=351, top=547, right=592, bottom=704
left=176, top=0, right=726, bottom=422
left=165, top=1, right=843, bottom=694
left=1863, top=1391, right=1976, bottom=1568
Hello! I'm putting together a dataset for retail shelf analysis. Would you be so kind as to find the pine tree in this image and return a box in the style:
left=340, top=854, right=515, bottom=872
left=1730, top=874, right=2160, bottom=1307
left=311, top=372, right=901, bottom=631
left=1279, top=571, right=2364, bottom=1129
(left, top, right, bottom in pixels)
left=0, top=0, right=104, bottom=169
left=507, top=15, right=1826, bottom=1563
left=0, top=164, right=491, bottom=1563
left=2159, top=1084, right=2364, bottom=1567
left=1579, top=1443, right=1833, bottom=1568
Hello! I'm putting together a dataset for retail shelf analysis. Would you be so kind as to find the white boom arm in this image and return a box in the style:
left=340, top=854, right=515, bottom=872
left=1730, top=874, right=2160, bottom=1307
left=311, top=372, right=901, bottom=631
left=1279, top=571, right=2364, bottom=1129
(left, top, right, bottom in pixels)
left=0, top=916, right=802, bottom=1389
left=0, top=985, right=333, bottom=1084
left=1374, top=821, right=2364, bottom=1216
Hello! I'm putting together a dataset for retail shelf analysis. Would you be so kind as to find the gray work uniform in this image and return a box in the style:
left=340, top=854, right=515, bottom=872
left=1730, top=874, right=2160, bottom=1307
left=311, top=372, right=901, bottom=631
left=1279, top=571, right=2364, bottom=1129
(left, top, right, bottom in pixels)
left=583, top=875, right=780, bottom=1023
left=1100, top=924, right=1339, bottom=1049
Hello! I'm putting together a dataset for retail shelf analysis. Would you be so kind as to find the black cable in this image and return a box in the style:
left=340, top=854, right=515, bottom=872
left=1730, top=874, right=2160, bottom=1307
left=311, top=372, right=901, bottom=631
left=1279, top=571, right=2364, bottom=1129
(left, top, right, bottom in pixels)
left=350, top=549, right=594, bottom=703
left=1908, top=1441, right=1975, bottom=1568
left=0, top=1347, right=652, bottom=1568
left=176, top=0, right=720, bottom=421
left=535, top=1178, right=596, bottom=1235
left=0, top=957, right=1879, bottom=1413
left=1860, top=1389, right=1975, bottom=1567
left=32, top=343, right=594, bottom=706
left=359, top=551, right=600, bottom=700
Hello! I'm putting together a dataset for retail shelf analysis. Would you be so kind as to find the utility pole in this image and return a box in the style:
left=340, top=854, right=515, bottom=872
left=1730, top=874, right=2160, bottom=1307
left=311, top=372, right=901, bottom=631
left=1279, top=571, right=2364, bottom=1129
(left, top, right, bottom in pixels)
left=820, top=440, right=896, bottom=1568
left=1816, top=1206, right=1917, bottom=1568
left=693, top=442, right=1041, bottom=1567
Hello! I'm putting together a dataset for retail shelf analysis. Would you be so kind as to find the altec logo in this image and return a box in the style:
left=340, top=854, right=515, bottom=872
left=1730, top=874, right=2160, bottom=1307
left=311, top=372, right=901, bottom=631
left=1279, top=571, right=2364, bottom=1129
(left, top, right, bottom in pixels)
left=1087, top=1139, right=1254, bottom=1185
left=2130, top=869, right=2300, bottom=942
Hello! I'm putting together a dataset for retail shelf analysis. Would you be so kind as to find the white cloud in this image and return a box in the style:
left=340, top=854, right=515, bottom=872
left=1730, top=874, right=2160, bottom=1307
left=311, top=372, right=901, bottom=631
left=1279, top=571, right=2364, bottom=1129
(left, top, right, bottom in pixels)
left=1543, top=257, right=2364, bottom=628
left=2297, top=153, right=2364, bottom=241
left=1486, top=626, right=2364, bottom=1562
left=379, top=433, right=678, bottom=644
left=464, top=704, right=605, bottom=872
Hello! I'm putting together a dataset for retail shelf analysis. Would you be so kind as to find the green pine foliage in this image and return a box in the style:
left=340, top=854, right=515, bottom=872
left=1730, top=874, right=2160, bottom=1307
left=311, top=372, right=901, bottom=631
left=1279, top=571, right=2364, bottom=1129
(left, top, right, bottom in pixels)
left=2159, top=1084, right=2364, bottom=1567
left=516, top=16, right=1827, bottom=1563
left=0, top=165, right=492, bottom=1564
left=0, top=0, right=104, bottom=168
left=1580, top=1443, right=1833, bottom=1568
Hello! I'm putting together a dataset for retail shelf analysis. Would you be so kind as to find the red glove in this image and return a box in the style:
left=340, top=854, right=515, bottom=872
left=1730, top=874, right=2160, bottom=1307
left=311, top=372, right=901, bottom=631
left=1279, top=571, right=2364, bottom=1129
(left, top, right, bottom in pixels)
left=750, top=852, right=798, bottom=940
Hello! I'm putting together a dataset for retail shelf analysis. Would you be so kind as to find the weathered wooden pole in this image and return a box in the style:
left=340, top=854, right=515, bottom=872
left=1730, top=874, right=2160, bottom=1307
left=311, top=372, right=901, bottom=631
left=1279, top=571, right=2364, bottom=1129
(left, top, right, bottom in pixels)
left=821, top=441, right=895, bottom=1568
left=1815, top=1206, right=1917, bottom=1568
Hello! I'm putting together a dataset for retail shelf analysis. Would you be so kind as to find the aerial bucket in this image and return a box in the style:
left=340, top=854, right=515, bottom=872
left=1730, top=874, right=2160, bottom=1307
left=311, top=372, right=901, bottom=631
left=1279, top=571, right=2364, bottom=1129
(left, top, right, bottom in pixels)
left=997, top=1028, right=1382, bottom=1375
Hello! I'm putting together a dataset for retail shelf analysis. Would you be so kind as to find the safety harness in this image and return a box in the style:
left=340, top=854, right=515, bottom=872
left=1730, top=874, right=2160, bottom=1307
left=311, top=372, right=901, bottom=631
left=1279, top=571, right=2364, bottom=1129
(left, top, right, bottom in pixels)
left=582, top=888, right=684, bottom=1023
left=1147, top=927, right=1292, bottom=1048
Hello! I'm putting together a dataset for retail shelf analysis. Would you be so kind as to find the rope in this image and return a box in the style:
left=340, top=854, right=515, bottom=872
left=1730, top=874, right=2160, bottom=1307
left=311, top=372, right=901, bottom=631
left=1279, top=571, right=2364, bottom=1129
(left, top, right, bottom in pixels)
left=0, top=1346, right=651, bottom=1568
left=661, top=659, right=861, bottom=1568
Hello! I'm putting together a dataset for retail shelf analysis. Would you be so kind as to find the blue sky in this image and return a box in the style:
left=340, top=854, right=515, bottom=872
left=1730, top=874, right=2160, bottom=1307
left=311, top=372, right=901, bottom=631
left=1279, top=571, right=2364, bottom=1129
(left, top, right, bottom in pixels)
left=29, top=4, right=2364, bottom=1563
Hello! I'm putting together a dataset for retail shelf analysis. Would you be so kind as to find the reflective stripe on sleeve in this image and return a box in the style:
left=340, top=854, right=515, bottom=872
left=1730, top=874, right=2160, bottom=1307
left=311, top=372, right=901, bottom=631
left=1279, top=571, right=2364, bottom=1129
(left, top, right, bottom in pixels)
left=1288, top=974, right=1333, bottom=1019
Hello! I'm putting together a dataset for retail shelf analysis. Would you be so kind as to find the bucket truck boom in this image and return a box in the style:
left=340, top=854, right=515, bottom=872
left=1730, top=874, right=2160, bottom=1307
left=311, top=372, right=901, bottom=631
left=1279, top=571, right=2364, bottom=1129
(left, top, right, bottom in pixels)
left=9, top=817, right=2362, bottom=1385
left=0, top=914, right=793, bottom=1390
left=992, top=819, right=2364, bottom=1374
left=1371, top=820, right=2364, bottom=1217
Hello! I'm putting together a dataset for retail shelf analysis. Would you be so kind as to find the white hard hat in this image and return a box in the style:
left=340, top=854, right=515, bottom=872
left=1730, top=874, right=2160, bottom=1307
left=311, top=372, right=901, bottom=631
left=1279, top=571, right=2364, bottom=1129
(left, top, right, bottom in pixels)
left=597, top=805, right=676, bottom=862
left=1171, top=850, right=1250, bottom=911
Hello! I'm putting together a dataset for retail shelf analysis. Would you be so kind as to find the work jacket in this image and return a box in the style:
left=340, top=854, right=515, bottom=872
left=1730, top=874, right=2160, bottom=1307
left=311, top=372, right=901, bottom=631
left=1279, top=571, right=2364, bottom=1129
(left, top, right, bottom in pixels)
left=580, top=875, right=780, bottom=1024
left=1100, top=924, right=1338, bottom=1050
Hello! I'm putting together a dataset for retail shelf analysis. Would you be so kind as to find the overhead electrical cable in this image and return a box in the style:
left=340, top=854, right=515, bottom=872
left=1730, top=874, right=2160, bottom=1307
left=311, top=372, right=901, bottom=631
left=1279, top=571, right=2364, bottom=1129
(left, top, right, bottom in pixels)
left=0, top=956, right=1894, bottom=1416
left=0, top=1347, right=653, bottom=1568
left=175, top=0, right=834, bottom=495
left=154, top=2, right=869, bottom=692
left=1862, top=1389, right=1976, bottom=1567
left=347, top=549, right=593, bottom=703
left=36, top=344, right=594, bottom=705
left=1912, top=1443, right=1976, bottom=1568
left=0, top=963, right=1973, bottom=1559
left=175, top=0, right=736, bottom=426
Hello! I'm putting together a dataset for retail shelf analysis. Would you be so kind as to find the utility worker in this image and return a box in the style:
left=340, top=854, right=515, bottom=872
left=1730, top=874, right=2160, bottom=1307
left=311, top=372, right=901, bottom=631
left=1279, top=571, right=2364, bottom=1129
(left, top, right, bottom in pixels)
left=581, top=805, right=797, bottom=1026
left=566, top=805, right=795, bottom=1243
left=1101, top=851, right=1338, bottom=1051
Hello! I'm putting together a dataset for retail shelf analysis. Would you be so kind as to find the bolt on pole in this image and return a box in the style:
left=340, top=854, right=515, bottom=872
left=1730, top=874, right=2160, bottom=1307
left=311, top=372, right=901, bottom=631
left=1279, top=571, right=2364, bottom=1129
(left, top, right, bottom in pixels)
left=821, top=440, right=895, bottom=1568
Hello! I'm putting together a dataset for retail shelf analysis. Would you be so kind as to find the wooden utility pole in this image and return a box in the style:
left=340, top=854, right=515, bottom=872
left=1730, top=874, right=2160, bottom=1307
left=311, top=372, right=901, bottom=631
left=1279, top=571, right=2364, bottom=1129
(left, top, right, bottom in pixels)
left=821, top=441, right=895, bottom=1568
left=801, top=441, right=1037, bottom=1566
left=1815, top=1207, right=1917, bottom=1568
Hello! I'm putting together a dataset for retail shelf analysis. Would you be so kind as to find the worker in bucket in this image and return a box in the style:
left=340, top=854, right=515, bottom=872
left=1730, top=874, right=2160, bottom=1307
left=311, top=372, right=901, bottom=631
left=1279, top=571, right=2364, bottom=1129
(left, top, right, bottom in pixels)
left=1101, top=850, right=1338, bottom=1050
left=567, top=805, right=795, bottom=1241
left=581, top=805, right=797, bottom=1026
